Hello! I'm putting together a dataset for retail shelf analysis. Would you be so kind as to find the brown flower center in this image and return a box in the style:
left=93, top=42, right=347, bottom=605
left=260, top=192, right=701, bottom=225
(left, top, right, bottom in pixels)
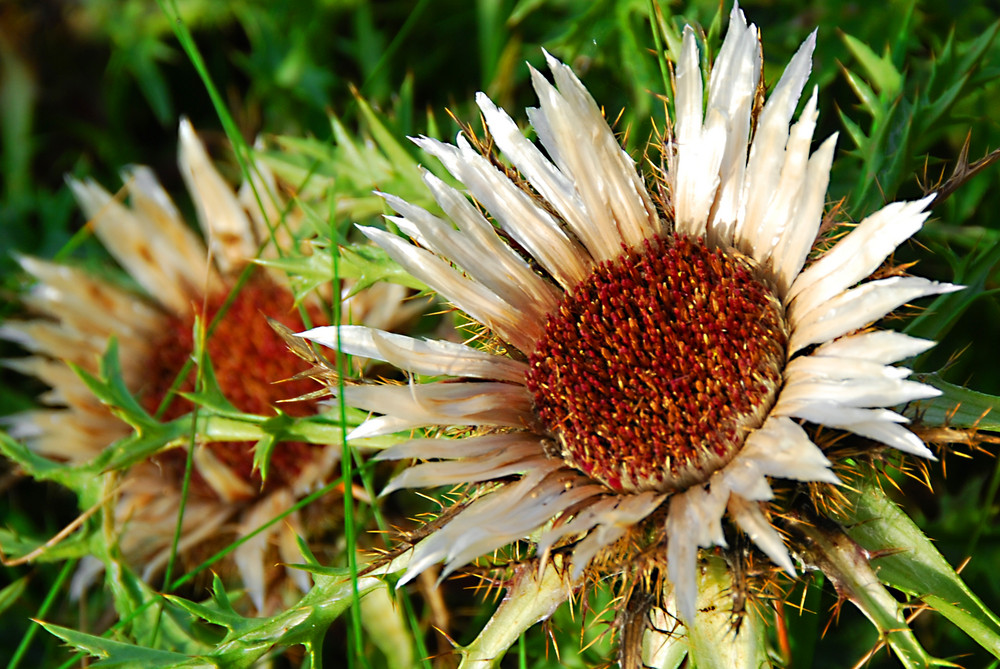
left=525, top=235, right=786, bottom=494
left=141, top=273, right=325, bottom=495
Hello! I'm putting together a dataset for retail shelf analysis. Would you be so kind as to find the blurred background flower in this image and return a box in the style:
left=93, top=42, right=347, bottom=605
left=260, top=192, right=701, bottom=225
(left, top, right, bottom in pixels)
left=1, top=118, right=429, bottom=615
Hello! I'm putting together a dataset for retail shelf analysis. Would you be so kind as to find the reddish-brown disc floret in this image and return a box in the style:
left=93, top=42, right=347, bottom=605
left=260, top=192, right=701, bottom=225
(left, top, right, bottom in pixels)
left=525, top=235, right=786, bottom=494
left=141, top=274, right=324, bottom=494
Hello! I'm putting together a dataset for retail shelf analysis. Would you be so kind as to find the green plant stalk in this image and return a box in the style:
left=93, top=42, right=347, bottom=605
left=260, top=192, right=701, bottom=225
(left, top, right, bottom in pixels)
left=155, top=318, right=210, bottom=645
left=682, top=556, right=769, bottom=669
left=329, top=193, right=368, bottom=669
left=7, top=558, right=76, bottom=669
left=793, top=518, right=938, bottom=668
left=458, top=559, right=573, bottom=668
left=47, top=471, right=359, bottom=669
left=156, top=0, right=270, bottom=242
left=834, top=471, right=1000, bottom=659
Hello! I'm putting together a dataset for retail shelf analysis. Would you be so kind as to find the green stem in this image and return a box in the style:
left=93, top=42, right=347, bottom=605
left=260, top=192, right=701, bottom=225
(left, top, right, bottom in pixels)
left=789, top=513, right=936, bottom=668
left=682, top=556, right=768, bottom=669
left=7, top=559, right=75, bottom=669
left=458, top=559, right=573, bottom=669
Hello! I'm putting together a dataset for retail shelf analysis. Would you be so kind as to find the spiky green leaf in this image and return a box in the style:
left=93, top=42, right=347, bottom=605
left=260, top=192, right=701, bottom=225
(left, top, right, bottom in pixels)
left=38, top=622, right=214, bottom=668
left=837, top=472, right=1000, bottom=660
